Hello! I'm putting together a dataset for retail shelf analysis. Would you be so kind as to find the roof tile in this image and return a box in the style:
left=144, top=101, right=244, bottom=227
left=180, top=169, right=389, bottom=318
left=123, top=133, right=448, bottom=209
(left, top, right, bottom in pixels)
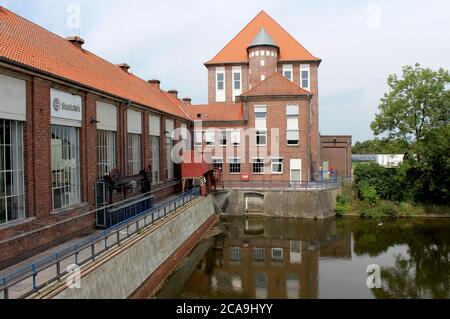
left=206, top=10, right=320, bottom=65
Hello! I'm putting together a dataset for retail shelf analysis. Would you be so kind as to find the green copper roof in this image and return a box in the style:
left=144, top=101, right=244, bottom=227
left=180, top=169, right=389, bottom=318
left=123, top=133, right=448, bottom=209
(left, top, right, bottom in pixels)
left=248, top=27, right=278, bottom=48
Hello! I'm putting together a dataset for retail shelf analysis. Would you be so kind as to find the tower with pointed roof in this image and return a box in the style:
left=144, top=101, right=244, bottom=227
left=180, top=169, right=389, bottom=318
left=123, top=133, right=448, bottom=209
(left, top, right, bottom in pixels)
left=247, top=27, right=279, bottom=88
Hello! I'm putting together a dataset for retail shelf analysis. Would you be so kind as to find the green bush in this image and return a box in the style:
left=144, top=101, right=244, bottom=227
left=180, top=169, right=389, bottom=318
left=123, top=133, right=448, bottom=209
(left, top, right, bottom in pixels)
left=354, top=163, right=403, bottom=201
left=361, top=200, right=397, bottom=218
left=358, top=182, right=379, bottom=205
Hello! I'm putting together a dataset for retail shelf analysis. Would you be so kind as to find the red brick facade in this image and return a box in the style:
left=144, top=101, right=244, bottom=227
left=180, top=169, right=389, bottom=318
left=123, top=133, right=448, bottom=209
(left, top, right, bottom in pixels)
left=320, top=136, right=353, bottom=178
left=0, top=66, right=189, bottom=266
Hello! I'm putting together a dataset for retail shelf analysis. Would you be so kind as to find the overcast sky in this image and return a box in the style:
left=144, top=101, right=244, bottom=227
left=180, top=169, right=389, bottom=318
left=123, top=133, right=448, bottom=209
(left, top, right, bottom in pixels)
left=1, top=0, right=449, bottom=142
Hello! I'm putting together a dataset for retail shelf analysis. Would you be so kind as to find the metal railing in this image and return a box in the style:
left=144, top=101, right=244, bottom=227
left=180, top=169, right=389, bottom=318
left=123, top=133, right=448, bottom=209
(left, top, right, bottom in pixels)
left=0, top=188, right=200, bottom=300
left=222, top=178, right=347, bottom=191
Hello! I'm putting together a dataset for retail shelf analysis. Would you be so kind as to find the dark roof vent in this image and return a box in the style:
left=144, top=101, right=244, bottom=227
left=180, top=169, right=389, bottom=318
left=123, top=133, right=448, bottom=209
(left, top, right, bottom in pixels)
left=168, top=90, right=178, bottom=99
left=66, top=36, right=85, bottom=49
left=148, top=79, right=161, bottom=90
left=117, top=63, right=130, bottom=72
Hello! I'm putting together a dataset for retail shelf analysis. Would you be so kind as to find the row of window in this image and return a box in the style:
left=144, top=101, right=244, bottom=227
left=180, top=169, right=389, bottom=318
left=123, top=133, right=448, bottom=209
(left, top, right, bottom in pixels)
left=213, top=158, right=283, bottom=175
left=282, top=64, right=311, bottom=90
left=195, top=105, right=300, bottom=147
left=211, top=272, right=300, bottom=299
left=1, top=117, right=181, bottom=225
left=249, top=50, right=278, bottom=58
left=229, top=241, right=302, bottom=264
left=215, top=64, right=311, bottom=102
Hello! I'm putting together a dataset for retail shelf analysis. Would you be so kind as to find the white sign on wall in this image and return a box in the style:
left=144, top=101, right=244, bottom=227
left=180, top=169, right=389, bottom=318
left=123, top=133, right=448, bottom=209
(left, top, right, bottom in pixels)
left=51, top=88, right=82, bottom=122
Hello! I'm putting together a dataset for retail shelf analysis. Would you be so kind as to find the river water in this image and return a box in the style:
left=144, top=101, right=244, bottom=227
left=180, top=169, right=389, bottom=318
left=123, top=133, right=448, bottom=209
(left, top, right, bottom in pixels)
left=156, top=216, right=450, bottom=299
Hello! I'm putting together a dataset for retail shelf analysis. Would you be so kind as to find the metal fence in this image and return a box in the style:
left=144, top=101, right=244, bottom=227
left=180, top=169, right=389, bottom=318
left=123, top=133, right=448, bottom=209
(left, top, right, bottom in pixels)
left=0, top=188, right=200, bottom=300
left=222, top=178, right=346, bottom=191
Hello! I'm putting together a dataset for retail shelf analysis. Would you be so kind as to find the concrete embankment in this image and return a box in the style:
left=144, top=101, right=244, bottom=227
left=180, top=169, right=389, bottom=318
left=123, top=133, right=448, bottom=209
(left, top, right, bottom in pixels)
left=214, top=188, right=341, bottom=219
left=41, top=195, right=217, bottom=299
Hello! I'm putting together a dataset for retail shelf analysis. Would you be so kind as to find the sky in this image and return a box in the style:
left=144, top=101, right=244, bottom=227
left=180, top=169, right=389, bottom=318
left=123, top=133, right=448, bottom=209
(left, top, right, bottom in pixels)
left=1, top=0, right=449, bottom=142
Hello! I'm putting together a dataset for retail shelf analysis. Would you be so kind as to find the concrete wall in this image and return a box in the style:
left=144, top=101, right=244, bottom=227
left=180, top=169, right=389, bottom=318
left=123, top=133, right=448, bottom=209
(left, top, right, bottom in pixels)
left=52, top=195, right=215, bottom=299
left=214, top=189, right=340, bottom=219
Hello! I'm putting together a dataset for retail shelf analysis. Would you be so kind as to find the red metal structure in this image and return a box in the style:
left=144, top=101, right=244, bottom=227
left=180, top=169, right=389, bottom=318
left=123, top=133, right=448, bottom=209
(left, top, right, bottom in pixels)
left=181, top=151, right=221, bottom=196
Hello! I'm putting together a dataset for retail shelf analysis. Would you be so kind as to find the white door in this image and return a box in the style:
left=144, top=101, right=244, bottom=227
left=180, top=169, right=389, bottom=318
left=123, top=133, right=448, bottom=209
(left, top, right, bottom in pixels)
left=290, top=159, right=302, bottom=186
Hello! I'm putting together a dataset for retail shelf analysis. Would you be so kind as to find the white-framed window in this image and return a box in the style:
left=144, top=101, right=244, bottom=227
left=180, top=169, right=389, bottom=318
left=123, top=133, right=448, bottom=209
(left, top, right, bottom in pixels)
left=127, top=133, right=141, bottom=175
left=271, top=158, right=283, bottom=174
left=219, top=130, right=227, bottom=146
left=217, top=72, right=224, bottom=90
left=260, top=60, right=265, bottom=67
left=151, top=136, right=160, bottom=184
left=233, top=66, right=242, bottom=102
left=230, top=131, right=241, bottom=146
left=230, top=247, right=242, bottom=263
left=261, top=75, right=265, bottom=81
left=51, top=125, right=81, bottom=210
left=287, top=105, right=299, bottom=145
left=216, top=67, right=225, bottom=102
left=255, top=106, right=267, bottom=129
left=266, top=51, right=270, bottom=56
left=194, top=131, right=202, bottom=148
left=252, top=247, right=265, bottom=262
left=166, top=136, right=174, bottom=180
left=96, top=130, right=116, bottom=178
left=256, top=130, right=267, bottom=146
left=0, top=120, right=25, bottom=224
left=283, top=64, right=293, bottom=81
left=229, top=158, right=241, bottom=174
left=255, top=273, right=268, bottom=299
left=290, top=240, right=302, bottom=264
left=272, top=248, right=284, bottom=263
left=205, top=131, right=215, bottom=146
left=252, top=158, right=265, bottom=174
left=212, top=158, right=223, bottom=171
left=150, top=115, right=161, bottom=184
left=300, top=64, right=311, bottom=90
left=233, top=68, right=241, bottom=91
left=255, top=106, right=267, bottom=146
left=287, top=274, right=300, bottom=299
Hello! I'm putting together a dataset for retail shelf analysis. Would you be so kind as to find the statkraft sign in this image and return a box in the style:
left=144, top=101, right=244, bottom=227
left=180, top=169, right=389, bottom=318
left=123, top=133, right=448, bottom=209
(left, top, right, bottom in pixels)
left=51, top=88, right=82, bottom=121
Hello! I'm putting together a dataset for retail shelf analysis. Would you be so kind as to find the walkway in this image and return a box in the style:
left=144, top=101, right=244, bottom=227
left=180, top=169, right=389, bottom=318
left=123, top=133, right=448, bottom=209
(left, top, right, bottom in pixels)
left=0, top=190, right=200, bottom=299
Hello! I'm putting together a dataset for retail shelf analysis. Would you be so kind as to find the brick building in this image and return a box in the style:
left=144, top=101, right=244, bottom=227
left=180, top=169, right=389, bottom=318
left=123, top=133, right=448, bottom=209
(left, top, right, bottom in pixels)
left=0, top=7, right=191, bottom=266
left=0, top=7, right=351, bottom=265
left=189, top=11, right=351, bottom=183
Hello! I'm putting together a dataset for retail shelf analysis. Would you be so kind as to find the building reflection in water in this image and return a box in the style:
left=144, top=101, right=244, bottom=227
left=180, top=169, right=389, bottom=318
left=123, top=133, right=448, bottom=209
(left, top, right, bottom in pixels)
left=181, top=216, right=352, bottom=299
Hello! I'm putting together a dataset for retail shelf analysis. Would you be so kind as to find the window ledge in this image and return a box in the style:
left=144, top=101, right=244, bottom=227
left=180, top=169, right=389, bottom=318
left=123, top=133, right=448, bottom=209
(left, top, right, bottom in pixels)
left=51, top=202, right=90, bottom=215
left=0, top=217, right=37, bottom=231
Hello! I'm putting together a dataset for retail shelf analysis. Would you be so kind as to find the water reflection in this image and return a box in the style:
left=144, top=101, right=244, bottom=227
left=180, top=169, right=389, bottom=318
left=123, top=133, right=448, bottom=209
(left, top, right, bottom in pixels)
left=157, top=216, right=450, bottom=299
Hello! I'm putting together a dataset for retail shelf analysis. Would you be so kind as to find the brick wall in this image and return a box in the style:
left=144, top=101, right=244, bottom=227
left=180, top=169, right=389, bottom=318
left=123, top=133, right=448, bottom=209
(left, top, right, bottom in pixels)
left=320, top=135, right=353, bottom=178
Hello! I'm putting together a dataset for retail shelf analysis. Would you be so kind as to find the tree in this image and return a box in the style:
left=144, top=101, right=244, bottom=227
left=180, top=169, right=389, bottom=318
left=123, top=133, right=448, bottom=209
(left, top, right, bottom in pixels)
left=371, top=64, right=450, bottom=162
left=353, top=139, right=409, bottom=154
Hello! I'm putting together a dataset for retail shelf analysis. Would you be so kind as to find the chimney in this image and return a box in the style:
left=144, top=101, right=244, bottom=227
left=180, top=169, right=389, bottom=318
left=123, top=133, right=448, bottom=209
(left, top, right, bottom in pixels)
left=66, top=36, right=85, bottom=49
left=117, top=63, right=130, bottom=72
left=148, top=79, right=161, bottom=90
left=182, top=98, right=192, bottom=105
left=168, top=90, right=178, bottom=99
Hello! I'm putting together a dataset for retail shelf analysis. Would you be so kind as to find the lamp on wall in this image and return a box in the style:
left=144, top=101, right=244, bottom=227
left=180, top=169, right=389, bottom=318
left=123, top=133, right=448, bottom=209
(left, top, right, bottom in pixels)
left=90, top=117, right=100, bottom=124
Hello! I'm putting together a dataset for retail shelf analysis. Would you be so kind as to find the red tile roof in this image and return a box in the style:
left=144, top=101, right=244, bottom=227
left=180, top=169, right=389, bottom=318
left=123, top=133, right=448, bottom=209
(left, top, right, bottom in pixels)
left=242, top=72, right=311, bottom=97
left=0, top=6, right=191, bottom=120
left=206, top=10, right=320, bottom=65
left=184, top=103, right=244, bottom=122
